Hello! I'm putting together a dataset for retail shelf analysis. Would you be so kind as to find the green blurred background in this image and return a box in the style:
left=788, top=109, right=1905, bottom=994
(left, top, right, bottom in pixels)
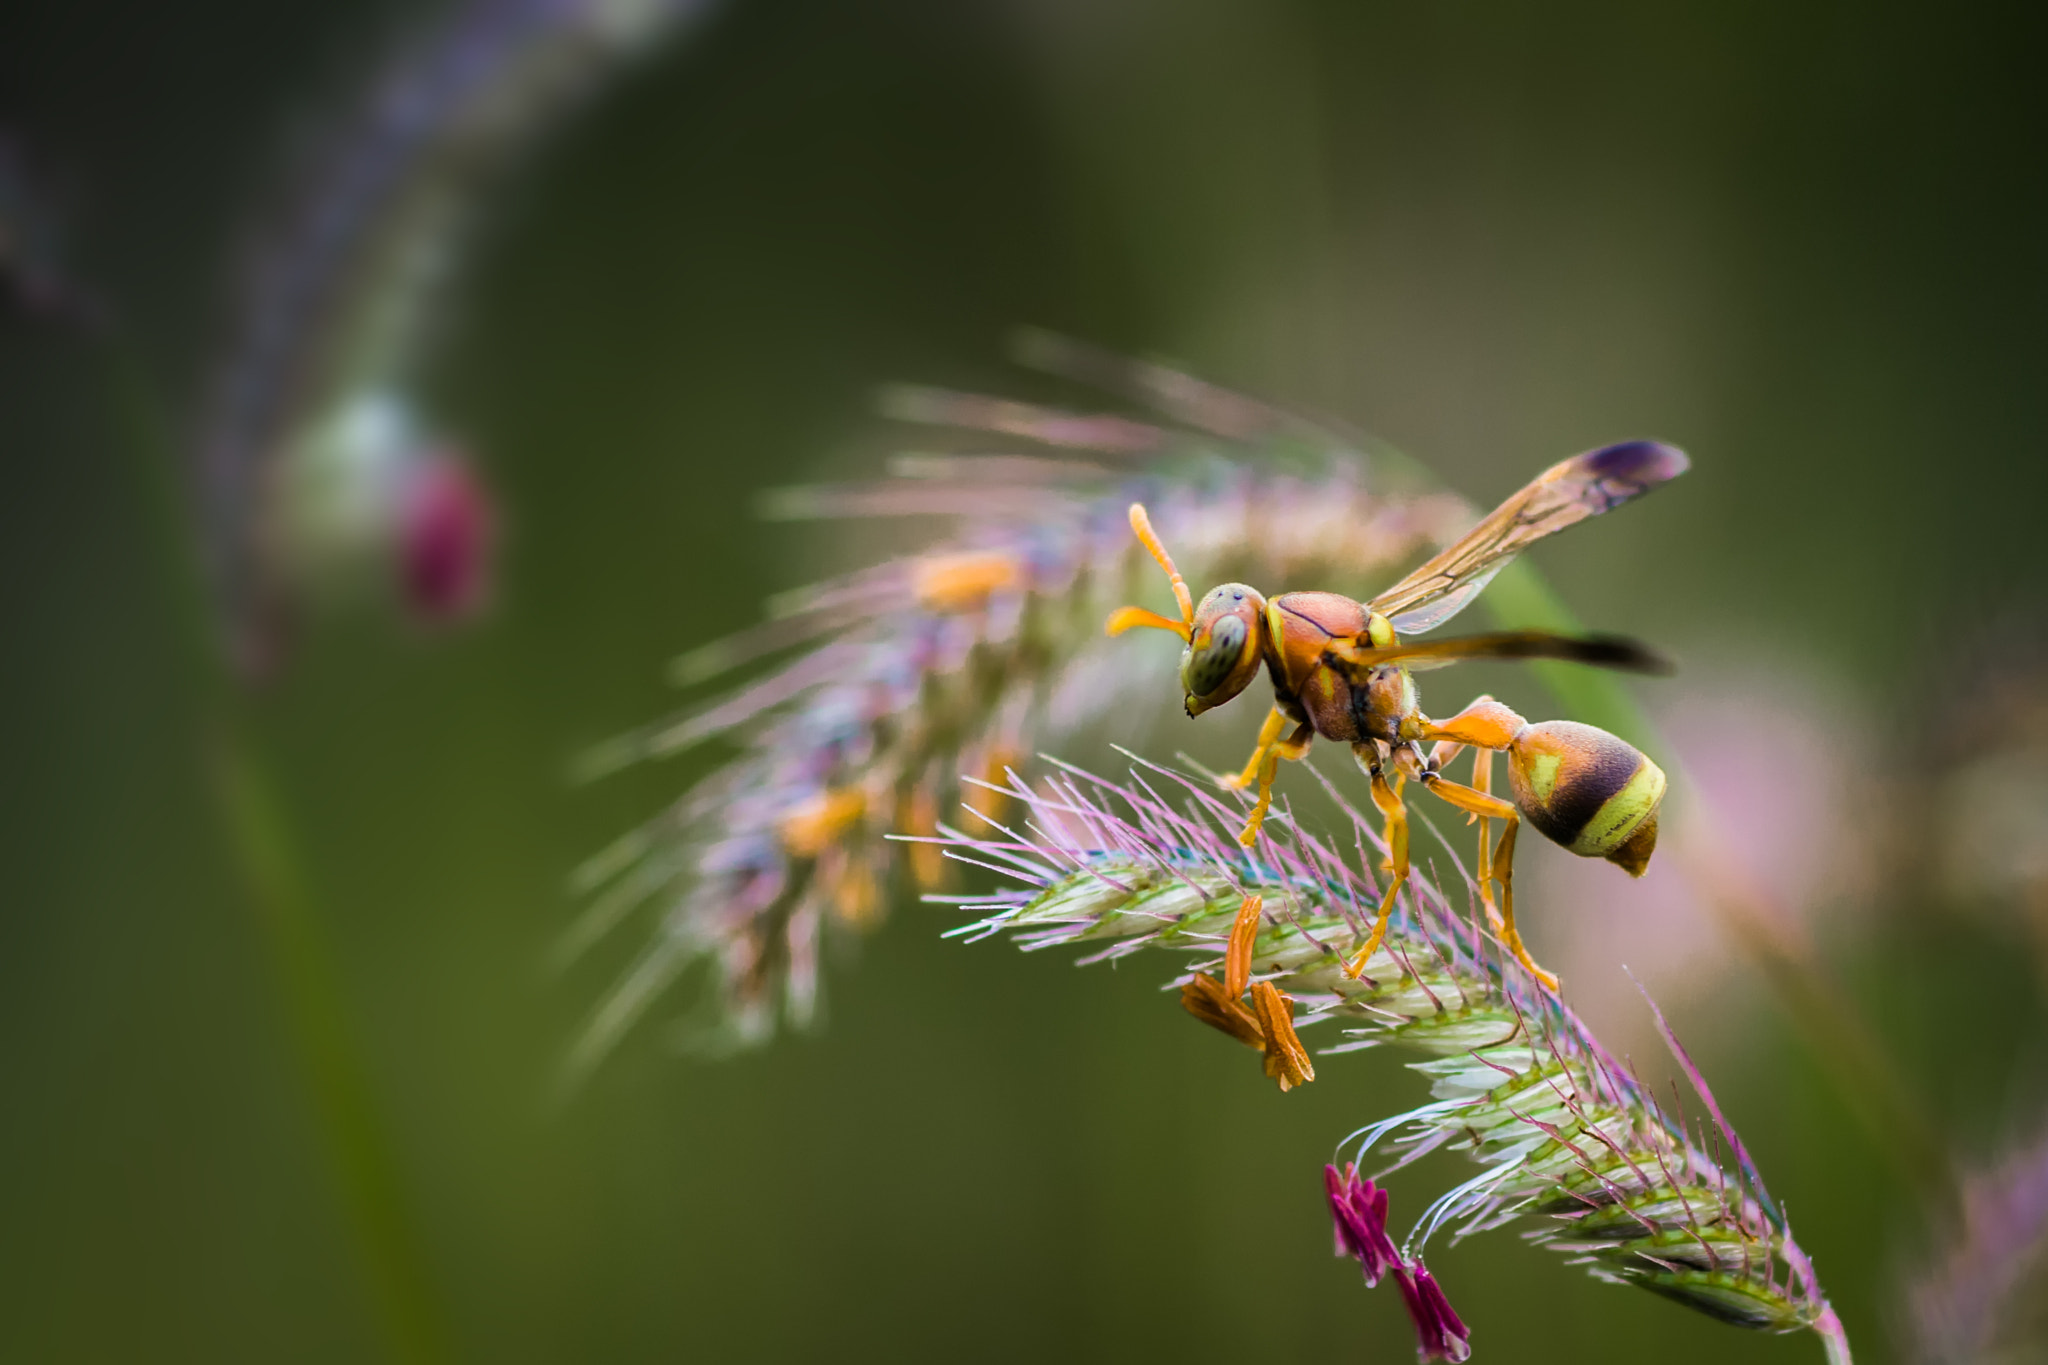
left=5, top=0, right=2048, bottom=1360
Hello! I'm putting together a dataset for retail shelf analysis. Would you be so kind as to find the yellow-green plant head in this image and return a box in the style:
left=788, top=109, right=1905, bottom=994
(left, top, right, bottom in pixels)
left=1181, top=584, right=1266, bottom=717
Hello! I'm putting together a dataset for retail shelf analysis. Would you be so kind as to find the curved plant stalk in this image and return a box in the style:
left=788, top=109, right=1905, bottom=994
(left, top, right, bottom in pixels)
left=577, top=334, right=1945, bottom=1243
left=568, top=336, right=1476, bottom=1068
left=100, top=3, right=730, bottom=1347
left=916, top=752, right=1849, bottom=1360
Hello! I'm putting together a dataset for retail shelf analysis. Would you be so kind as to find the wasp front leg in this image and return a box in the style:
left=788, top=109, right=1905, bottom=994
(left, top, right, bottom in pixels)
left=1222, top=706, right=1291, bottom=791
left=1237, top=718, right=1315, bottom=847
left=1343, top=745, right=1411, bottom=978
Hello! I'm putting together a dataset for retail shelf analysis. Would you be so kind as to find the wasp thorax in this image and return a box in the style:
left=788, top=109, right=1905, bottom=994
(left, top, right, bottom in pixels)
left=1506, top=720, right=1665, bottom=876
left=1181, top=583, right=1266, bottom=715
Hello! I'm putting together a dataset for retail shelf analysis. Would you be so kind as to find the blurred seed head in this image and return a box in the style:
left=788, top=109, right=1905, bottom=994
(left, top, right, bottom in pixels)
left=268, top=391, right=496, bottom=629
left=1907, top=1125, right=2048, bottom=1363
left=395, top=445, right=494, bottom=623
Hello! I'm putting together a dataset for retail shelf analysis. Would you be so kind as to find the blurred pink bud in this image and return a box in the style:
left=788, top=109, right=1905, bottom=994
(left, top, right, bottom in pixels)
left=397, top=449, right=494, bottom=622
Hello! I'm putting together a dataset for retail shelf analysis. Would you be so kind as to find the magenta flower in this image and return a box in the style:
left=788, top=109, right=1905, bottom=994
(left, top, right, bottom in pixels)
left=1392, top=1261, right=1472, bottom=1363
left=1327, top=1164, right=1471, bottom=1360
left=1324, top=1163, right=1401, bottom=1287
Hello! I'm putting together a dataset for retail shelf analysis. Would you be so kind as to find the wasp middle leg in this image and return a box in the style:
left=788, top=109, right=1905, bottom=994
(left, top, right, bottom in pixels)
left=1342, top=744, right=1411, bottom=977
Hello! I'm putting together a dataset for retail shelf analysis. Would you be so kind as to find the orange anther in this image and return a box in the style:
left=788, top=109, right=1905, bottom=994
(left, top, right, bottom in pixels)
left=1224, top=895, right=1263, bottom=999
left=897, top=787, right=946, bottom=890
left=963, top=746, right=1022, bottom=826
left=779, top=787, right=867, bottom=857
left=827, top=856, right=882, bottom=928
left=1180, top=972, right=1265, bottom=1050
left=912, top=551, right=1022, bottom=612
left=1250, top=982, right=1316, bottom=1091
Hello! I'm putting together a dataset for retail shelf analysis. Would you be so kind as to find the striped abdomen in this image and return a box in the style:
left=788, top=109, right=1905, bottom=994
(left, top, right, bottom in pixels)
left=1506, top=720, right=1665, bottom=876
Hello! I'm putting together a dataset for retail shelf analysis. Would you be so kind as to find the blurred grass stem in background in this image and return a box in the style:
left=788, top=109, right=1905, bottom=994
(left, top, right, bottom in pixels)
left=106, top=338, right=449, bottom=1364
left=1480, top=562, right=1957, bottom=1219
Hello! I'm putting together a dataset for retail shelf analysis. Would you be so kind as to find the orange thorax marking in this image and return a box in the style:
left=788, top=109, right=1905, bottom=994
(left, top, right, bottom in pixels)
left=1267, top=592, right=1370, bottom=741
left=1265, top=592, right=1368, bottom=693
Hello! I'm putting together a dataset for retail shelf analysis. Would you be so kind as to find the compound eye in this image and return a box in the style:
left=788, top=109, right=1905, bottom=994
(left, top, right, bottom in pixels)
left=1184, top=613, right=1249, bottom=697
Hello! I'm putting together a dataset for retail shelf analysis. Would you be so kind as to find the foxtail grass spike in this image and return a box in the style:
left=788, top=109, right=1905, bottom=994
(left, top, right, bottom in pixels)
left=571, top=345, right=1477, bottom=1068
left=921, top=755, right=1847, bottom=1357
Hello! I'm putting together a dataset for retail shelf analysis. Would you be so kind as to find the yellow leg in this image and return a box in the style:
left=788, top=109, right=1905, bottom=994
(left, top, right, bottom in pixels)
left=1423, top=773, right=1554, bottom=993
left=1236, top=721, right=1314, bottom=847
left=1419, top=696, right=1525, bottom=938
left=1421, top=695, right=1526, bottom=751
left=1469, top=747, right=1497, bottom=930
left=1344, top=746, right=1410, bottom=977
left=1221, top=706, right=1290, bottom=790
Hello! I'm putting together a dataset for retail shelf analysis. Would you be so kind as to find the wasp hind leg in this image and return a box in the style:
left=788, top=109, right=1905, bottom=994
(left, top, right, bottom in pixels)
left=1422, top=767, right=1555, bottom=993
left=1415, top=696, right=1558, bottom=992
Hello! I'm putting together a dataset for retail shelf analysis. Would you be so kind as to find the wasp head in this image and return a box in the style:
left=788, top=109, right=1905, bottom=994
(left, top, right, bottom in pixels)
left=1104, top=505, right=1266, bottom=717
left=1181, top=584, right=1266, bottom=716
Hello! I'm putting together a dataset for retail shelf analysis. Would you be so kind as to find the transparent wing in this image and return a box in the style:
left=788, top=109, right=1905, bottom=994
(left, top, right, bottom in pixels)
left=1385, top=563, right=1506, bottom=636
left=1370, top=440, right=1689, bottom=635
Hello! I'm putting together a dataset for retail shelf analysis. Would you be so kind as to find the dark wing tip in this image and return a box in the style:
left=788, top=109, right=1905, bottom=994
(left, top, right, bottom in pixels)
left=1582, top=439, right=1690, bottom=488
left=1580, top=632, right=1677, bottom=676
